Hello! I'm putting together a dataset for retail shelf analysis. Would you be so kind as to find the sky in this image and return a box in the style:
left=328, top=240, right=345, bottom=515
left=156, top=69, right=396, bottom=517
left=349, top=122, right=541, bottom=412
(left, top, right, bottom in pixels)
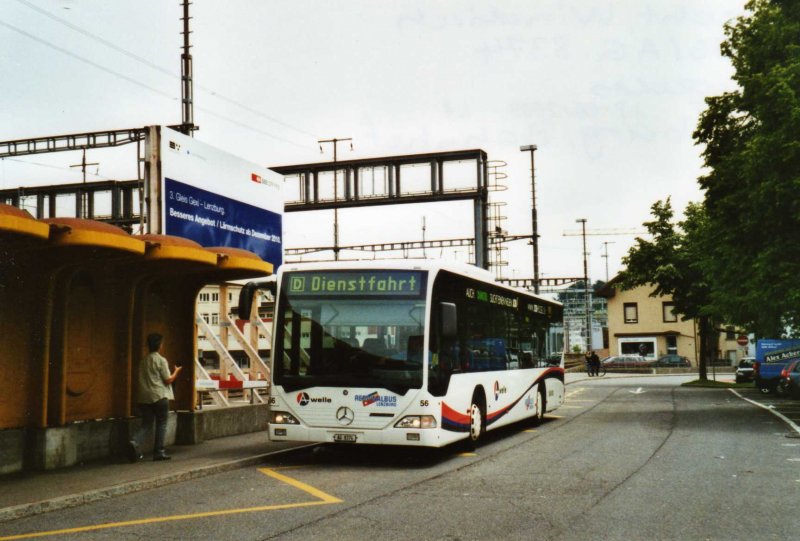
left=0, top=0, right=746, bottom=287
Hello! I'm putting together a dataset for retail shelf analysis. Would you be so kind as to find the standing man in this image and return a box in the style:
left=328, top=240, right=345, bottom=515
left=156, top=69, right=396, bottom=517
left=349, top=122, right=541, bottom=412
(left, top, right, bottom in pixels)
left=128, top=333, right=182, bottom=462
left=589, top=350, right=601, bottom=376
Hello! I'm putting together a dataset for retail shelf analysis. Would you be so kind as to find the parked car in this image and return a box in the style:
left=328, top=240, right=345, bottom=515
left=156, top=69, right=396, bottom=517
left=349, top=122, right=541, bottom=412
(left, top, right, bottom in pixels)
left=602, top=355, right=650, bottom=368
left=778, top=360, right=800, bottom=397
left=735, top=357, right=756, bottom=383
left=652, top=354, right=691, bottom=368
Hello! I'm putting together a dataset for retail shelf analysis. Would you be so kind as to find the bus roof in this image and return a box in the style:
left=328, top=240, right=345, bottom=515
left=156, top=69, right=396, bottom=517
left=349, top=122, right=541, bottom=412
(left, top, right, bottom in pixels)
left=278, top=259, right=562, bottom=308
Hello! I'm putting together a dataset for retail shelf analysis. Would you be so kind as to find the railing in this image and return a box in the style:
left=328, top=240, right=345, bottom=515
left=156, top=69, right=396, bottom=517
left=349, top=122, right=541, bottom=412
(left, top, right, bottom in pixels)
left=195, top=316, right=267, bottom=407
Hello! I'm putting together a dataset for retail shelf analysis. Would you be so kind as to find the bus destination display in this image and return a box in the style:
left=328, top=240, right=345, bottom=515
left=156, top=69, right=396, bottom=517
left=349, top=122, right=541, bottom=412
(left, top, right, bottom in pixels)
left=286, top=271, right=425, bottom=297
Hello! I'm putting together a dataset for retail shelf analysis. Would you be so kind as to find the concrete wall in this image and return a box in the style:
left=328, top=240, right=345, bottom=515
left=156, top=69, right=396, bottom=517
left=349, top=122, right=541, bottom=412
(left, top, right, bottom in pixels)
left=177, top=404, right=269, bottom=445
left=0, top=429, right=25, bottom=475
left=0, top=405, right=268, bottom=475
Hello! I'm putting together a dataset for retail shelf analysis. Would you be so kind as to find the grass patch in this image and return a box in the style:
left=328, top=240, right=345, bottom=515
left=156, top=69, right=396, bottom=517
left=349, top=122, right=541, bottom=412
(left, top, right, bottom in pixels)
left=682, top=379, right=754, bottom=389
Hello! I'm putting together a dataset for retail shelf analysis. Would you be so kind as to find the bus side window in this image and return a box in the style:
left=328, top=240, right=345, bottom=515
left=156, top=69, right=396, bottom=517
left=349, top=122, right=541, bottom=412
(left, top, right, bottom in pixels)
left=428, top=303, right=459, bottom=396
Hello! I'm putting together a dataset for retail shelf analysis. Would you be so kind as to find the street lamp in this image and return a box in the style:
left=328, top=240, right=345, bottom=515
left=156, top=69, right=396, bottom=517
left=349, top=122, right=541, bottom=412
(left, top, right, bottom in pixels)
left=520, top=144, right=540, bottom=294
left=576, top=218, right=591, bottom=352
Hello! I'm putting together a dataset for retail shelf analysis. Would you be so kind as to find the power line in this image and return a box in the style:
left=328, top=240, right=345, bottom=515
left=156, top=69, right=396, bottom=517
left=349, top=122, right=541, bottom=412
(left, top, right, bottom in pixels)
left=0, top=20, right=311, bottom=149
left=197, top=107, right=311, bottom=148
left=15, top=0, right=319, bottom=140
left=0, top=20, right=176, bottom=101
left=1, top=157, right=113, bottom=180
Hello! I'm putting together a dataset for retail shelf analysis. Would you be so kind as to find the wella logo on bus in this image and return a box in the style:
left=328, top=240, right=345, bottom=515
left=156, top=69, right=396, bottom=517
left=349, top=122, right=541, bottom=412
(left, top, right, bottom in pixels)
left=494, top=381, right=507, bottom=401
left=296, top=392, right=332, bottom=406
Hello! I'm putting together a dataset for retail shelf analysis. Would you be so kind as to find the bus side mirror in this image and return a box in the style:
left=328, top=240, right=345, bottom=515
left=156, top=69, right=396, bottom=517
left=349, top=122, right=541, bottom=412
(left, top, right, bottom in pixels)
left=237, top=279, right=277, bottom=319
left=440, top=302, right=457, bottom=338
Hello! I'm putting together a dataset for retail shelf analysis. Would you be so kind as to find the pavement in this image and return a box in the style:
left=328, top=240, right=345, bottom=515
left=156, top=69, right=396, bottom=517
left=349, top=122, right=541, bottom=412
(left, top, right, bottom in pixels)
left=0, top=371, right=714, bottom=523
left=0, top=431, right=311, bottom=523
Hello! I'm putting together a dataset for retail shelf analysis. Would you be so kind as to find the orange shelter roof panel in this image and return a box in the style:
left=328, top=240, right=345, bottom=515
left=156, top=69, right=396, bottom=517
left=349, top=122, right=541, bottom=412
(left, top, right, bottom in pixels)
left=44, top=218, right=145, bottom=255
left=0, top=204, right=50, bottom=242
left=205, top=246, right=273, bottom=279
left=138, top=234, right=218, bottom=266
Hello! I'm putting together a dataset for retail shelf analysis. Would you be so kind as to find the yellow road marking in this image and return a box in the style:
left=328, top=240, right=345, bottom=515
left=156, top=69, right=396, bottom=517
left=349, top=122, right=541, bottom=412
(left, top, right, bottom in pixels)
left=545, top=415, right=565, bottom=419
left=0, top=468, right=341, bottom=541
left=523, top=429, right=537, bottom=433
left=558, top=406, right=584, bottom=409
left=457, top=452, right=477, bottom=457
left=258, top=468, right=342, bottom=504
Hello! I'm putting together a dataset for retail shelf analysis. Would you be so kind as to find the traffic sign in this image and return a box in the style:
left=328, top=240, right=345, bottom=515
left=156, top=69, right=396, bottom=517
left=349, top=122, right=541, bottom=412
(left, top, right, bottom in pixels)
left=737, top=335, right=749, bottom=346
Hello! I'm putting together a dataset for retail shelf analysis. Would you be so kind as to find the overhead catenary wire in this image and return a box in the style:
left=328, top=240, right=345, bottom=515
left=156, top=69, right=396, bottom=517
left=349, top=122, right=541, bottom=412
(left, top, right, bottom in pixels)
left=0, top=20, right=311, bottom=149
left=14, top=0, right=320, bottom=140
left=1, top=157, right=113, bottom=181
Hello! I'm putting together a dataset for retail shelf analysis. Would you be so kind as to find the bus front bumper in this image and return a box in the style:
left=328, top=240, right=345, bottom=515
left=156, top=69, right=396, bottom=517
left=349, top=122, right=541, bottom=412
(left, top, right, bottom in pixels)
left=269, top=424, right=456, bottom=447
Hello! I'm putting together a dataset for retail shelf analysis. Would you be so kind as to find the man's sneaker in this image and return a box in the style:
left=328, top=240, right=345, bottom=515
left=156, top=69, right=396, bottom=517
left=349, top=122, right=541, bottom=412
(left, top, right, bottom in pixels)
left=127, top=441, right=142, bottom=463
left=153, top=453, right=171, bottom=461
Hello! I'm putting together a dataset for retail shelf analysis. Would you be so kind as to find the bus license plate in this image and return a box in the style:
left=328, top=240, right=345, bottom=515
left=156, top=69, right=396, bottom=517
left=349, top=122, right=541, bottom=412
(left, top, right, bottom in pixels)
left=333, top=433, right=357, bottom=443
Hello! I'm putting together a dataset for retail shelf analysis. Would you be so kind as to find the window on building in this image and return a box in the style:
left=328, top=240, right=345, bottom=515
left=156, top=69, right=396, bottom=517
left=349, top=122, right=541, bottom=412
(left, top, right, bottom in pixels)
left=199, top=293, right=210, bottom=303
left=725, top=326, right=735, bottom=341
left=662, top=302, right=677, bottom=323
left=211, top=292, right=219, bottom=302
left=666, top=335, right=678, bottom=355
left=624, top=303, right=638, bottom=324
left=201, top=313, right=210, bottom=323
left=620, top=340, right=654, bottom=357
left=211, top=313, right=219, bottom=325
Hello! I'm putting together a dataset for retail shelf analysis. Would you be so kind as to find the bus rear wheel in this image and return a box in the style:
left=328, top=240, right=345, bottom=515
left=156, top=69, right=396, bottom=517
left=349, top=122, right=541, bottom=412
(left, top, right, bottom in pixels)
left=535, top=384, right=547, bottom=425
left=469, top=401, right=484, bottom=443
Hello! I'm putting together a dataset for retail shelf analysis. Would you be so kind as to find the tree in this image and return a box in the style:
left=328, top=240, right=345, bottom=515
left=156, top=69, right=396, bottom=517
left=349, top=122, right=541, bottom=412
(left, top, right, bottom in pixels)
left=619, top=199, right=717, bottom=380
left=694, top=0, right=800, bottom=337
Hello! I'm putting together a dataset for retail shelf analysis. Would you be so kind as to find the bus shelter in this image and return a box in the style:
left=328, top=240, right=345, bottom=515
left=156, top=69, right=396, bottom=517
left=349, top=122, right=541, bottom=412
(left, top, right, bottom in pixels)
left=0, top=205, right=272, bottom=472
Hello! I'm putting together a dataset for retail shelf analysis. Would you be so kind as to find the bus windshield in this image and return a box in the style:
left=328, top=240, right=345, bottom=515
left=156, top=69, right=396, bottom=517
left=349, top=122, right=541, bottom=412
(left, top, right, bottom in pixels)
left=274, top=270, right=427, bottom=394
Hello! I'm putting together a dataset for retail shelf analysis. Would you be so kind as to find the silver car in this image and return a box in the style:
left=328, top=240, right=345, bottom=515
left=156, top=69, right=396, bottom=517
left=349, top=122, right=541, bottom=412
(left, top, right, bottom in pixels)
left=602, top=355, right=650, bottom=368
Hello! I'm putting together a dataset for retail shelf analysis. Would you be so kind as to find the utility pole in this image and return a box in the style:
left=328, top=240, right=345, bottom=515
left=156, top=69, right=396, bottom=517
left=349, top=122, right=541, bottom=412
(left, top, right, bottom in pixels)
left=318, top=137, right=353, bottom=261
left=576, top=218, right=592, bottom=352
left=180, top=0, right=196, bottom=136
left=601, top=241, right=615, bottom=282
left=520, top=144, right=540, bottom=293
left=70, top=148, right=99, bottom=218
left=422, top=216, right=427, bottom=258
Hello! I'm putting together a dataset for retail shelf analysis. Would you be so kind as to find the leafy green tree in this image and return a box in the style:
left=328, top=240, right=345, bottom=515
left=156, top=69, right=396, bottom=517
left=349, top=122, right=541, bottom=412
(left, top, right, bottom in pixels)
left=620, top=199, right=717, bottom=380
left=694, top=0, right=800, bottom=337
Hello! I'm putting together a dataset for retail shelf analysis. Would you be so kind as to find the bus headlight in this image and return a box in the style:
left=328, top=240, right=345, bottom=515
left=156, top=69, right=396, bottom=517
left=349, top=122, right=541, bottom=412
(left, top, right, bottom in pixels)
left=271, top=411, right=299, bottom=425
left=395, top=415, right=437, bottom=429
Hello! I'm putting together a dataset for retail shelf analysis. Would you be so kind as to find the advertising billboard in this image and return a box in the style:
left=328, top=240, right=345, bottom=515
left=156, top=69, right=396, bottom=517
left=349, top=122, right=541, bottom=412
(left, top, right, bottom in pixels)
left=160, top=127, right=283, bottom=268
left=755, top=339, right=800, bottom=362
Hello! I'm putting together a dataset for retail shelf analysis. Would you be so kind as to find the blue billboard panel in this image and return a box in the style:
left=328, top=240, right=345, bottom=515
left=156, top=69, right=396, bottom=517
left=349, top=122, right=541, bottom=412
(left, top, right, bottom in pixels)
left=160, top=127, right=283, bottom=270
left=755, top=339, right=800, bottom=362
left=164, top=177, right=282, bottom=266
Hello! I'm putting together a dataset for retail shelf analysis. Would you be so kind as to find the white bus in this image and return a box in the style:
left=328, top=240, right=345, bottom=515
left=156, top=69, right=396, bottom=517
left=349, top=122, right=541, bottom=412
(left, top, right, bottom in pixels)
left=243, top=260, right=564, bottom=448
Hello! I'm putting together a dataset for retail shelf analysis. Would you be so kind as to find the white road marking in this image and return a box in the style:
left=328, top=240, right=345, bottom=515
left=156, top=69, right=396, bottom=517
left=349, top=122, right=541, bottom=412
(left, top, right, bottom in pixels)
left=729, top=389, right=800, bottom=437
